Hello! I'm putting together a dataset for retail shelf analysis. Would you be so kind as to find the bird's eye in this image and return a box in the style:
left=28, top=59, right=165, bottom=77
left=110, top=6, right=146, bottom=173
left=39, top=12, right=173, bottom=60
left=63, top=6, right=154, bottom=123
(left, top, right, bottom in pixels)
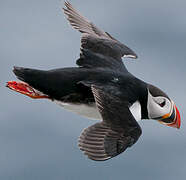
left=154, top=97, right=166, bottom=107
left=158, top=100, right=166, bottom=107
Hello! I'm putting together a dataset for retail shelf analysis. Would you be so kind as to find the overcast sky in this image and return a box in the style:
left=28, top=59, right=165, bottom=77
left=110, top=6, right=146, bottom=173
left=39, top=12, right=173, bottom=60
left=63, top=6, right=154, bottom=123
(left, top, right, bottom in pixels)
left=1, top=0, right=186, bottom=179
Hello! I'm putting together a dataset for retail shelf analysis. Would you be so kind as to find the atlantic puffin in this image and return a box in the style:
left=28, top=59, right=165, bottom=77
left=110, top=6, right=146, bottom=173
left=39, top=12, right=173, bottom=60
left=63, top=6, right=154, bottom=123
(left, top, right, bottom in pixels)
left=7, top=1, right=181, bottom=161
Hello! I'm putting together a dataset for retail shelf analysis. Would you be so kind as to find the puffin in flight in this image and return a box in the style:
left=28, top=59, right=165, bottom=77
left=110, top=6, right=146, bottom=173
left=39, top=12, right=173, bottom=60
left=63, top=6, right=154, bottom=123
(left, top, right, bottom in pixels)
left=7, top=1, right=181, bottom=161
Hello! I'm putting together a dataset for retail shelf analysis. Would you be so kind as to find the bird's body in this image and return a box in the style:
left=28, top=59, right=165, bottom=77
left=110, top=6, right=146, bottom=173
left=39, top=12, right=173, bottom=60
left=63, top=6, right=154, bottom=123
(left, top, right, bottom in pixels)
left=13, top=65, right=146, bottom=121
left=7, top=1, right=181, bottom=161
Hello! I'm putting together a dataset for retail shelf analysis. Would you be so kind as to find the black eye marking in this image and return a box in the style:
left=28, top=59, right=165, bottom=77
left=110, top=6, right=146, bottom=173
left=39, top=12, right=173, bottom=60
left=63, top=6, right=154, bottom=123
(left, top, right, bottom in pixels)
left=159, top=100, right=166, bottom=107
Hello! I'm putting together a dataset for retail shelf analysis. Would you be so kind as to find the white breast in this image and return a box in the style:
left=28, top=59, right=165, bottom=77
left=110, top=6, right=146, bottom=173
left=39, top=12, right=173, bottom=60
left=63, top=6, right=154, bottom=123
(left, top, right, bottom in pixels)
left=54, top=100, right=141, bottom=122
left=54, top=101, right=102, bottom=120
left=129, top=101, right=142, bottom=121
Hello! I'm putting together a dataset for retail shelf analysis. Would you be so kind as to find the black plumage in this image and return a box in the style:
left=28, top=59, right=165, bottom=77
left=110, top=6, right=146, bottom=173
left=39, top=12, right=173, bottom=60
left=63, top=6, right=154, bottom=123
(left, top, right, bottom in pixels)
left=9, top=1, right=173, bottom=161
left=78, top=86, right=142, bottom=160
left=13, top=46, right=148, bottom=161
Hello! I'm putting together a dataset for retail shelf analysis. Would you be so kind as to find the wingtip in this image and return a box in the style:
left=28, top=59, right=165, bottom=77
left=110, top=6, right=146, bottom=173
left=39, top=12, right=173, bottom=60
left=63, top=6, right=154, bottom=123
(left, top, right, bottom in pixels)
left=64, top=1, right=68, bottom=5
left=63, top=1, right=74, bottom=18
left=63, top=1, right=68, bottom=10
left=64, top=1, right=72, bottom=9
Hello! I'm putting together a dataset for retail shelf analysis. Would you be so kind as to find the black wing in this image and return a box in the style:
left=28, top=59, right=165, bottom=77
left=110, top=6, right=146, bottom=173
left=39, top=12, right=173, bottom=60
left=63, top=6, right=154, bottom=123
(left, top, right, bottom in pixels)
left=63, top=1, right=137, bottom=62
left=79, top=85, right=142, bottom=161
left=76, top=49, right=126, bottom=72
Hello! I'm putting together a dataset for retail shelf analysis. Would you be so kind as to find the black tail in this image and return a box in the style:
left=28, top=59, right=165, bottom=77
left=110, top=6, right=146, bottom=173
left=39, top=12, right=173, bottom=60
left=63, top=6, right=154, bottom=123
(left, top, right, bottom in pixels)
left=12, top=66, right=92, bottom=101
left=13, top=66, right=48, bottom=89
left=13, top=66, right=27, bottom=81
left=13, top=66, right=45, bottom=82
left=13, top=66, right=52, bottom=96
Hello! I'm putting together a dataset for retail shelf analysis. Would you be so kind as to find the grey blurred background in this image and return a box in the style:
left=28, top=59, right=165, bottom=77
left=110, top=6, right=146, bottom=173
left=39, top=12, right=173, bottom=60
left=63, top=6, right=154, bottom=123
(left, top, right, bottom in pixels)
left=1, top=0, right=186, bottom=179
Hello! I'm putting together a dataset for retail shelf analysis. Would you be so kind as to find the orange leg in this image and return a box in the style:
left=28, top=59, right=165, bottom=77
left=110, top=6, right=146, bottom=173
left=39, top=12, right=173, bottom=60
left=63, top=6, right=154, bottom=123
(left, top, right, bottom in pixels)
left=6, top=81, right=49, bottom=99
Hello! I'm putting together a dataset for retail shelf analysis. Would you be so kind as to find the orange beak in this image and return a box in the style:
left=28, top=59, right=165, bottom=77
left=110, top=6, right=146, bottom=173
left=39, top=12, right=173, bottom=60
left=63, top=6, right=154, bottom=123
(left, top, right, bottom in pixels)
left=158, top=104, right=181, bottom=129
left=6, top=81, right=49, bottom=99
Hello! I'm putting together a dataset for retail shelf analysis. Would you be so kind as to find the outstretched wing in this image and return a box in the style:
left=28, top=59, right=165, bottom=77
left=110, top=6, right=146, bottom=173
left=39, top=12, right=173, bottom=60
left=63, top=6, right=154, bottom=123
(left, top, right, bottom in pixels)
left=79, top=85, right=142, bottom=161
left=63, top=1, right=137, bottom=61
left=76, top=49, right=126, bottom=71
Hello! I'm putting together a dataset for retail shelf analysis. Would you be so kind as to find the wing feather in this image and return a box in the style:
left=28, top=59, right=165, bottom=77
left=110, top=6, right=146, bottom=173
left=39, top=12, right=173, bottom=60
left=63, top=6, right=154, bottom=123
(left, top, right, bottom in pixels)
left=63, top=1, right=138, bottom=61
left=78, top=85, right=142, bottom=161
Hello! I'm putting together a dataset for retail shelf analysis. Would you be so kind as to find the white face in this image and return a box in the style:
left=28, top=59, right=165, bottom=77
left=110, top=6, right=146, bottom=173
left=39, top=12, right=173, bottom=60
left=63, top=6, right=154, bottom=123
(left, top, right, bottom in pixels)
left=147, top=90, right=173, bottom=119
